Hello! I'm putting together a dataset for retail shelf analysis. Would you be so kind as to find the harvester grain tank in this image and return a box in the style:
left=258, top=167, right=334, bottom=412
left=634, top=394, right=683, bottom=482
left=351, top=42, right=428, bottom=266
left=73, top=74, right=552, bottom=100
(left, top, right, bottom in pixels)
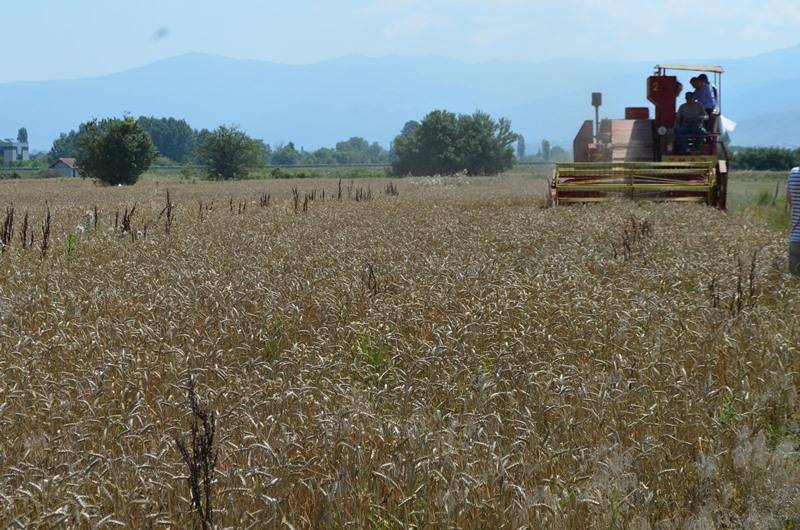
left=548, top=64, right=729, bottom=209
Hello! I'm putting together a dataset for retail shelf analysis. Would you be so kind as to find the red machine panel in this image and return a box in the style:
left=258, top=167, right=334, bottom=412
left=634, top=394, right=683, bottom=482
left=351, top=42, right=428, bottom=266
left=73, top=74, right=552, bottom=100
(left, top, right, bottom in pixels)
left=646, top=75, right=680, bottom=129
left=625, top=107, right=650, bottom=120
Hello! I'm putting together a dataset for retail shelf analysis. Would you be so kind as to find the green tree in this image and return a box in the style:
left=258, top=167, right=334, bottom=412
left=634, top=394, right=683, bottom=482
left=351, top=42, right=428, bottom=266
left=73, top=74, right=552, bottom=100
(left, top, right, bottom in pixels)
left=392, top=110, right=461, bottom=176
left=271, top=142, right=302, bottom=165
left=49, top=129, right=81, bottom=162
left=391, top=110, right=517, bottom=176
left=400, top=121, right=420, bottom=137
left=549, top=145, right=568, bottom=162
left=77, top=117, right=157, bottom=185
left=367, top=142, right=388, bottom=163
left=17, top=128, right=28, bottom=144
left=136, top=116, right=197, bottom=163
left=335, top=137, right=369, bottom=164
left=197, top=125, right=262, bottom=180
left=256, top=140, right=272, bottom=164
left=306, top=147, right=337, bottom=165
left=541, top=139, right=551, bottom=162
left=457, top=111, right=517, bottom=175
left=332, top=137, right=389, bottom=164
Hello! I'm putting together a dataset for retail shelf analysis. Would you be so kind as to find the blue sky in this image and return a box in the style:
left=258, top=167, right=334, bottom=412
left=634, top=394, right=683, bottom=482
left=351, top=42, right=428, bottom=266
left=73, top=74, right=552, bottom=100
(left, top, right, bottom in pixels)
left=5, top=0, right=800, bottom=83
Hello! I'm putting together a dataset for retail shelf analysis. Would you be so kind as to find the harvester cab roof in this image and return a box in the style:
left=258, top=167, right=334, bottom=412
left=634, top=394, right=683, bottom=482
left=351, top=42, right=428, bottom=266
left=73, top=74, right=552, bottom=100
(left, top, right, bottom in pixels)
left=548, top=63, right=729, bottom=210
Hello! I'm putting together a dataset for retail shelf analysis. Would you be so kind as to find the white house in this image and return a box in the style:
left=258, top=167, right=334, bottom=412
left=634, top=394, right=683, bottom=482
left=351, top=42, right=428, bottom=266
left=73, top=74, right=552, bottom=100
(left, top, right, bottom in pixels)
left=50, top=157, right=80, bottom=178
left=0, top=139, right=29, bottom=162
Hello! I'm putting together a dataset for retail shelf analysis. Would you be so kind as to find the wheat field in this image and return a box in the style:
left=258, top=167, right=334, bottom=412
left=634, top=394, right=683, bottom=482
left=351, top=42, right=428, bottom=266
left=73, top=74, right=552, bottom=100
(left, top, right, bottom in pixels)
left=0, top=175, right=798, bottom=529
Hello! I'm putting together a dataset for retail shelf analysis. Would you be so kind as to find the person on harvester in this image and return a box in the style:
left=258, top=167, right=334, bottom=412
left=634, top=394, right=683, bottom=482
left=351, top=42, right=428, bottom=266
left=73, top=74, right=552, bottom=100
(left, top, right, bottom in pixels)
left=691, top=75, right=718, bottom=132
left=674, top=91, right=707, bottom=154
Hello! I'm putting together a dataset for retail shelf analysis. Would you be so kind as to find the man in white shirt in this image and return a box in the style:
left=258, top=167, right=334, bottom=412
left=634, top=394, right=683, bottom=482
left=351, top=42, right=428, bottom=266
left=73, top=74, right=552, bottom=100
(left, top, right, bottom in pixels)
left=787, top=167, right=800, bottom=275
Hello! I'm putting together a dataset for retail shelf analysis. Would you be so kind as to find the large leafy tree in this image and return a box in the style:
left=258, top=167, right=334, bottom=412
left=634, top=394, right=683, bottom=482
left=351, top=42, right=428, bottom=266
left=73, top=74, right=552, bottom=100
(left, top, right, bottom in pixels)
left=77, top=117, right=157, bottom=185
left=392, top=110, right=460, bottom=176
left=17, top=128, right=28, bottom=144
left=400, top=120, right=420, bottom=137
left=197, top=125, right=262, bottom=180
left=457, top=111, right=517, bottom=175
left=392, top=110, right=517, bottom=176
left=136, top=116, right=197, bottom=163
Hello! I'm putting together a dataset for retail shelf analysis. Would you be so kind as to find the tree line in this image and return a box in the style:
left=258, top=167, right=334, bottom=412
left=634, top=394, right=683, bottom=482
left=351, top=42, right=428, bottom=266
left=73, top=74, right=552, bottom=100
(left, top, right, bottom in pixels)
left=730, top=147, right=800, bottom=171
left=48, top=116, right=392, bottom=167
left=35, top=110, right=522, bottom=185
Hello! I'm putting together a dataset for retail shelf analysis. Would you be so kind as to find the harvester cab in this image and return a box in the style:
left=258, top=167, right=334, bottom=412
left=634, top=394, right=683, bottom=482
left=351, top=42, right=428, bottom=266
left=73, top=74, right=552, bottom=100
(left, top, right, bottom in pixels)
left=548, top=64, right=729, bottom=209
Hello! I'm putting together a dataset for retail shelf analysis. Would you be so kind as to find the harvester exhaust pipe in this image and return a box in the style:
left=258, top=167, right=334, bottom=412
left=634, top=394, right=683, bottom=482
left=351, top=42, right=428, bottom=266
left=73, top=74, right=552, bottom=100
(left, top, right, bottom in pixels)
left=592, top=92, right=602, bottom=141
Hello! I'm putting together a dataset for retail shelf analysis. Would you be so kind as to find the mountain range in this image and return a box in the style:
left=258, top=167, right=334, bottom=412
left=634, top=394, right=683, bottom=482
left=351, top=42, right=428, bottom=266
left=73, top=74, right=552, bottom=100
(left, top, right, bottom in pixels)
left=2, top=45, right=799, bottom=152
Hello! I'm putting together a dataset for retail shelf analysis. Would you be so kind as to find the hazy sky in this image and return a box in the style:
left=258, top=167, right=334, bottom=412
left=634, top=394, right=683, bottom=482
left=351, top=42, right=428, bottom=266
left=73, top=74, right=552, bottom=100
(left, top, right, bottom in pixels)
left=4, top=0, right=800, bottom=83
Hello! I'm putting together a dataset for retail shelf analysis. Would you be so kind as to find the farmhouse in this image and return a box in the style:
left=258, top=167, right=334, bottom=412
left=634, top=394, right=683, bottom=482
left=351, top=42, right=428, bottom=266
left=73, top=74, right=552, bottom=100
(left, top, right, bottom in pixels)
left=0, top=139, right=29, bottom=162
left=50, top=157, right=80, bottom=178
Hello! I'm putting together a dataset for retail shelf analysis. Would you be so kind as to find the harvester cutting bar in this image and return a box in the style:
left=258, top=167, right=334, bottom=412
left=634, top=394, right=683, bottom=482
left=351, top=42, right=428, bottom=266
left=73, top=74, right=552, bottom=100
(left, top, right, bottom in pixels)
left=551, top=161, right=716, bottom=206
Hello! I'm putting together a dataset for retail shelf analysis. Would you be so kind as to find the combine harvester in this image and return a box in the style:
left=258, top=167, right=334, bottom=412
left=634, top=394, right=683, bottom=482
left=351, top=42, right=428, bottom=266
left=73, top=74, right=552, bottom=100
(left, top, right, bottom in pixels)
left=548, top=64, right=729, bottom=209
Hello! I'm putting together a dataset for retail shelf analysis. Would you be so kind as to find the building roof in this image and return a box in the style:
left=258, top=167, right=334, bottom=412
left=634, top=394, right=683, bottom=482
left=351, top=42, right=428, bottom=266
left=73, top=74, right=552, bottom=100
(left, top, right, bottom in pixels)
left=0, top=139, right=28, bottom=148
left=51, top=157, right=78, bottom=169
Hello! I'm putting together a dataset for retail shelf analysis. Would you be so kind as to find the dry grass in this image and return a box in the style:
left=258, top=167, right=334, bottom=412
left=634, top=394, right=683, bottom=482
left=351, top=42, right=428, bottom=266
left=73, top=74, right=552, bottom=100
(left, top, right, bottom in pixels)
left=0, top=175, right=798, bottom=529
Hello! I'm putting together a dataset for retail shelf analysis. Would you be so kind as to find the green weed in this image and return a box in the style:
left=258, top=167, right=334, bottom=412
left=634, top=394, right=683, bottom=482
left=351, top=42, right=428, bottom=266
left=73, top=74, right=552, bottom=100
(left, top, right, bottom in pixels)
left=719, top=399, right=739, bottom=427
left=354, top=331, right=393, bottom=387
left=65, top=233, right=77, bottom=257
left=260, top=319, right=284, bottom=362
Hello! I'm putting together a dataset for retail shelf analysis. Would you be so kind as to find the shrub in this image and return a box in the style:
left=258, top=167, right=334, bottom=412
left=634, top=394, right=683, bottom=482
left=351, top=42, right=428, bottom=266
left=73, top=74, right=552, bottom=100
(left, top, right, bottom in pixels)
left=271, top=167, right=314, bottom=179
left=37, top=169, right=64, bottom=180
left=76, top=117, right=157, bottom=185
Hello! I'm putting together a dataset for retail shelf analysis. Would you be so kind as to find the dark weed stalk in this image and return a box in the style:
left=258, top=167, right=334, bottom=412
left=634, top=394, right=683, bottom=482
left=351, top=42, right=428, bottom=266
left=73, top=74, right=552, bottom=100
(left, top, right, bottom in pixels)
left=19, top=211, right=28, bottom=250
left=158, top=190, right=175, bottom=234
left=175, top=376, right=218, bottom=530
left=363, top=263, right=378, bottom=296
left=1, top=205, right=14, bottom=253
left=384, top=182, right=399, bottom=196
left=121, top=204, right=137, bottom=241
left=40, top=206, right=51, bottom=257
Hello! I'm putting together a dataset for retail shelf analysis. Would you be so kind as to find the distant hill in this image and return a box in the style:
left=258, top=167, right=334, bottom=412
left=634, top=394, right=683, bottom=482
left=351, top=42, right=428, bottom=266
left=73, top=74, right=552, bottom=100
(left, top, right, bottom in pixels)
left=2, top=46, right=799, bottom=152
left=731, top=111, right=800, bottom=148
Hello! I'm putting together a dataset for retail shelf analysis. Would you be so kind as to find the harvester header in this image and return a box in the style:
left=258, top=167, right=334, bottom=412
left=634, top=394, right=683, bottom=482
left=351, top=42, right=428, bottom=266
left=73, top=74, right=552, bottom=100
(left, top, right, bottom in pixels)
left=548, top=64, right=729, bottom=209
